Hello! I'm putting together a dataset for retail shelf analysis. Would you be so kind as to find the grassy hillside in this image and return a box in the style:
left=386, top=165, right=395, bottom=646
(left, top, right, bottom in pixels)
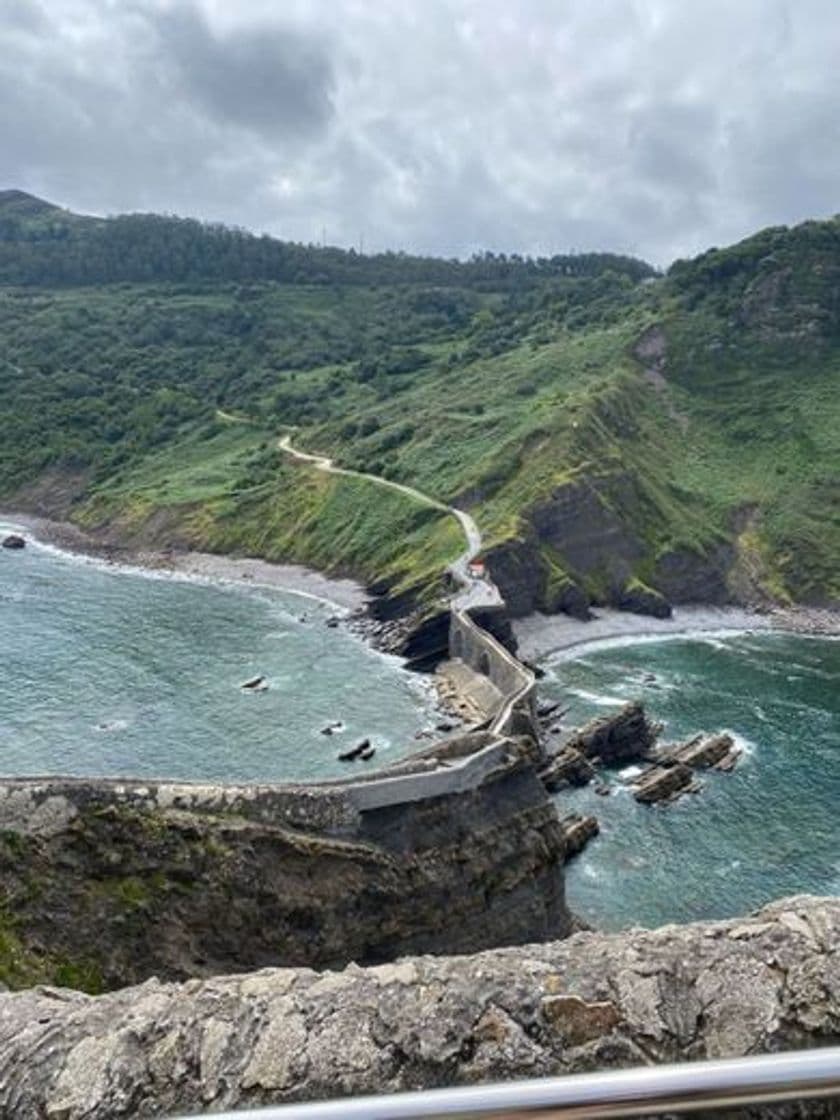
left=1, top=193, right=837, bottom=613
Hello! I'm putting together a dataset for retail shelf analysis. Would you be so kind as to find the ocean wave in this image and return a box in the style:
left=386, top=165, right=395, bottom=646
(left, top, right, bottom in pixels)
left=566, top=687, right=626, bottom=707
left=548, top=628, right=751, bottom=665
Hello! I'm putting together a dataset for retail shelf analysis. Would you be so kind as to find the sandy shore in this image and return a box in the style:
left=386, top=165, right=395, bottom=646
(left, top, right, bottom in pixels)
left=514, top=604, right=840, bottom=662
left=0, top=510, right=369, bottom=612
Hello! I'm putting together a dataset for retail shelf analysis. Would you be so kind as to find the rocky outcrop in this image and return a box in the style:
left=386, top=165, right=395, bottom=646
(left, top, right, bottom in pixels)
left=565, top=701, right=658, bottom=765
left=664, top=731, right=740, bottom=771
left=558, top=812, right=599, bottom=860
left=633, top=761, right=697, bottom=804
left=1, top=533, right=25, bottom=549
left=0, top=755, right=570, bottom=992
left=0, top=895, right=837, bottom=1119
left=539, top=746, right=595, bottom=792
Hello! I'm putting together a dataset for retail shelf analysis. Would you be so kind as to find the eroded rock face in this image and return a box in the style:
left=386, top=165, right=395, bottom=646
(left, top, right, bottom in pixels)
left=566, top=701, right=658, bottom=765
left=0, top=896, right=837, bottom=1118
left=0, top=760, right=570, bottom=991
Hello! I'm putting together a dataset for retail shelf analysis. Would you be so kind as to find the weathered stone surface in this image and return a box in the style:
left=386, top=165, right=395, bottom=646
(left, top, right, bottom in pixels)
left=633, top=762, right=697, bottom=803
left=539, top=747, right=595, bottom=792
left=558, top=813, right=599, bottom=860
left=0, top=757, right=570, bottom=990
left=0, top=896, right=837, bottom=1118
left=566, top=701, right=658, bottom=765
left=665, top=731, right=740, bottom=770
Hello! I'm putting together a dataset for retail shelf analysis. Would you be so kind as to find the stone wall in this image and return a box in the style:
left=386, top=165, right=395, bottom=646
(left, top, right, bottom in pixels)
left=449, top=606, right=536, bottom=736
left=1, top=895, right=836, bottom=1118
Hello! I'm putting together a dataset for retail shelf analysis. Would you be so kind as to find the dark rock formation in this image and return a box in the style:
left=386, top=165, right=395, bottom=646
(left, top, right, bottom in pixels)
left=1, top=533, right=25, bottom=550
left=566, top=701, right=658, bottom=765
left=652, top=541, right=735, bottom=605
left=633, top=761, right=697, bottom=803
left=0, top=757, right=570, bottom=991
left=240, top=674, right=267, bottom=691
left=664, top=731, right=740, bottom=771
left=616, top=579, right=672, bottom=619
left=559, top=812, right=599, bottom=860
left=539, top=746, right=595, bottom=792
left=0, top=896, right=836, bottom=1118
left=337, top=737, right=371, bottom=761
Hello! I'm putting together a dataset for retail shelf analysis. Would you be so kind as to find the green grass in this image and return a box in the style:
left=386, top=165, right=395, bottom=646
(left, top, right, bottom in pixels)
left=2, top=212, right=839, bottom=608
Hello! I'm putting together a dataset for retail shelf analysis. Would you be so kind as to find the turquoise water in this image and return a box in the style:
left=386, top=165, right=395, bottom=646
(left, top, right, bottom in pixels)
left=540, top=632, right=840, bottom=930
left=0, top=526, right=439, bottom=782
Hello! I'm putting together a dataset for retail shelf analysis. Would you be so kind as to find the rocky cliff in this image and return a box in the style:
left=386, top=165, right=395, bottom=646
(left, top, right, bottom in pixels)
left=0, top=748, right=569, bottom=992
left=0, top=895, right=836, bottom=1118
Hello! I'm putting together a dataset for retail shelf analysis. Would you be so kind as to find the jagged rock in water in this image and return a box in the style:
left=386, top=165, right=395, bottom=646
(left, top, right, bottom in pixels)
left=559, top=812, right=599, bottom=860
left=566, top=701, right=658, bottom=765
left=664, top=731, right=740, bottom=770
left=538, top=746, right=595, bottom=792
left=633, top=761, right=697, bottom=803
left=1, top=534, right=25, bottom=550
left=0, top=896, right=836, bottom=1118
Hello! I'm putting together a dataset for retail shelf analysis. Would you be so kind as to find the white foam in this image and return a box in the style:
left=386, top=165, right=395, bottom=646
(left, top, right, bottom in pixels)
left=567, top=687, right=626, bottom=707
left=619, top=764, right=643, bottom=780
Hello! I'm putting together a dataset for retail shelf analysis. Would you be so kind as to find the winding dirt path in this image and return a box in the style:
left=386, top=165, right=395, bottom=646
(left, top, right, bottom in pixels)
left=277, top=434, right=500, bottom=609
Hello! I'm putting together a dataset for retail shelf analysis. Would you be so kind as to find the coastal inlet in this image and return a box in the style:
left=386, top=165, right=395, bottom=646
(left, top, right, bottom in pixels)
left=0, top=530, right=442, bottom=782
left=539, top=631, right=840, bottom=930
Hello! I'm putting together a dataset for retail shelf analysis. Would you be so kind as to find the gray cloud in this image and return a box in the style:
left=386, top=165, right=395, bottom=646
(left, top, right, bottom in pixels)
left=2, top=0, right=840, bottom=265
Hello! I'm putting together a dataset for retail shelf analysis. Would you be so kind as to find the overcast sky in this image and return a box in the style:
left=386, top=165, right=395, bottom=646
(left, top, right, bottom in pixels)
left=2, top=0, right=839, bottom=266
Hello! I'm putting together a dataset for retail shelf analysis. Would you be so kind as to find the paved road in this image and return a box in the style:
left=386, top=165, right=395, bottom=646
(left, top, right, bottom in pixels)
left=277, top=434, right=501, bottom=610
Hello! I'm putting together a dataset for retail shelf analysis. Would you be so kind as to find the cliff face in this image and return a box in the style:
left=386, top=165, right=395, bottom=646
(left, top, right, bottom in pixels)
left=0, top=755, right=570, bottom=992
left=0, top=895, right=837, bottom=1118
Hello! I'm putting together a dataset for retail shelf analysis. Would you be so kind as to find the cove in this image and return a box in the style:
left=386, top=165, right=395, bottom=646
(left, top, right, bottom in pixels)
left=539, top=631, right=840, bottom=930
left=0, top=528, right=439, bottom=783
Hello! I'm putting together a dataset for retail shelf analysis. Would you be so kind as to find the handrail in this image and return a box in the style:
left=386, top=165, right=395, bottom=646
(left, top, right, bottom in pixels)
left=174, top=1048, right=840, bottom=1119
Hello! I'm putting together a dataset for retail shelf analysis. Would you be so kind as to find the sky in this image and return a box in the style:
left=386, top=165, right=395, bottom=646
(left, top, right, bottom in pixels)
left=2, top=0, right=839, bottom=267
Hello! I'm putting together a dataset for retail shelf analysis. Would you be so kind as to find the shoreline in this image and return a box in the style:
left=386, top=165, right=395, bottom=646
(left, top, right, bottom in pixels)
left=514, top=604, right=840, bottom=663
left=0, top=509, right=370, bottom=613
left=0, top=509, right=465, bottom=728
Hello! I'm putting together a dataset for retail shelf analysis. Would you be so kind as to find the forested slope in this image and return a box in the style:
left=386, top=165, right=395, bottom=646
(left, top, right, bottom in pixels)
left=1, top=191, right=837, bottom=614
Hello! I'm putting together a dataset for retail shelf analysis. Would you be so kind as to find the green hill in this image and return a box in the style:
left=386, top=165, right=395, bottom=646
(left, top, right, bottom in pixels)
left=0, top=193, right=837, bottom=616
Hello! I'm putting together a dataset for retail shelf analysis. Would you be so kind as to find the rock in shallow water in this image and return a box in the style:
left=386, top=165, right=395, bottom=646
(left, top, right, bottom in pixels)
left=1, top=534, right=25, bottom=550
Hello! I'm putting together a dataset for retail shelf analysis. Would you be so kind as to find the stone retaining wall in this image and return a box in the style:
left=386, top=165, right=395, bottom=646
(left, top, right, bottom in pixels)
left=1, top=894, right=835, bottom=1119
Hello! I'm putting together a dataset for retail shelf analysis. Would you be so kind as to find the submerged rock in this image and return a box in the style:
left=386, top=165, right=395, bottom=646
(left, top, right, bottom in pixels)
left=1, top=534, right=25, bottom=550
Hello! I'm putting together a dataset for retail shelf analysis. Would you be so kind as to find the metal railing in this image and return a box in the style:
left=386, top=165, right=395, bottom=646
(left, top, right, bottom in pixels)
left=175, top=1047, right=840, bottom=1119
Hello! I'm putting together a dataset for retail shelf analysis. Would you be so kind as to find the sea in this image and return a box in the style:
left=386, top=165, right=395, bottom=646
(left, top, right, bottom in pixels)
left=540, top=630, right=840, bottom=930
left=0, top=523, right=440, bottom=783
left=3, top=526, right=838, bottom=930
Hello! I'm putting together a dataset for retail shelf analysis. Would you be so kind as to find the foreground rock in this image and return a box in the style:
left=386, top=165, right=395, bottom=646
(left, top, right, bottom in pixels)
left=1, top=533, right=25, bottom=549
left=0, top=896, right=836, bottom=1118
